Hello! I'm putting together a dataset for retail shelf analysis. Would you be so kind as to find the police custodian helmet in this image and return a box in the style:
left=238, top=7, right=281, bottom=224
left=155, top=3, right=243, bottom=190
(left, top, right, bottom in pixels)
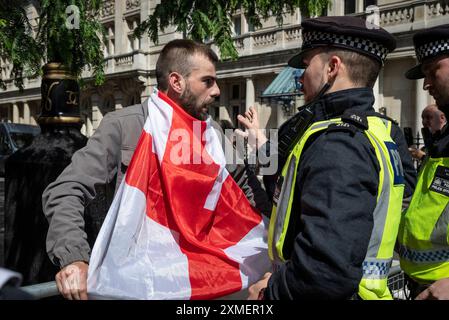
left=405, top=24, right=449, bottom=80
left=288, top=16, right=397, bottom=68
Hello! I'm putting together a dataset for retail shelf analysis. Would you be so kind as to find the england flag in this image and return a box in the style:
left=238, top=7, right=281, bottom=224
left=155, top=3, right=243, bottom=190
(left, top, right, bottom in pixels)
left=87, top=89, right=270, bottom=300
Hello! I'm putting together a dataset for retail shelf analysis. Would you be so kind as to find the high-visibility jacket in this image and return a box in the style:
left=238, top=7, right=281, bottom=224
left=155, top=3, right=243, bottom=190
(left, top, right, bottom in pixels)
left=398, top=157, right=449, bottom=283
left=268, top=115, right=405, bottom=299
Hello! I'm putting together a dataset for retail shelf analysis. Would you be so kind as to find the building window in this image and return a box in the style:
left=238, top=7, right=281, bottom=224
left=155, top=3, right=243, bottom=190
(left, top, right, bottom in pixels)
left=232, top=105, right=241, bottom=127
left=102, top=95, right=115, bottom=114
left=344, top=0, right=356, bottom=14
left=128, top=93, right=141, bottom=106
left=232, top=85, right=240, bottom=100
left=213, top=106, right=219, bottom=121
left=0, top=104, right=8, bottom=122
left=104, top=24, right=115, bottom=56
left=233, top=16, right=241, bottom=36
left=248, top=20, right=255, bottom=32
left=126, top=17, right=140, bottom=52
left=364, top=0, right=377, bottom=9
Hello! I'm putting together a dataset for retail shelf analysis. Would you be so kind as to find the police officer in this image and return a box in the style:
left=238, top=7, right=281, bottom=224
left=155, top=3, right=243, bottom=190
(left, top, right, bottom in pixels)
left=399, top=24, right=449, bottom=300
left=245, top=16, right=415, bottom=300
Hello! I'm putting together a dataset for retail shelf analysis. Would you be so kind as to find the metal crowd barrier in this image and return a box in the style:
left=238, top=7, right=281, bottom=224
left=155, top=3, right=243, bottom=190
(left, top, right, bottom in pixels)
left=20, top=281, right=59, bottom=299
left=20, top=265, right=408, bottom=300
left=387, top=265, right=408, bottom=300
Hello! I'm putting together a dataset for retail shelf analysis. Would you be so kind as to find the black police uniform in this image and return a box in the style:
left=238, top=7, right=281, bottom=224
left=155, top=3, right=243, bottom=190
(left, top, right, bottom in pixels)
left=263, top=16, right=417, bottom=300
left=405, top=23, right=449, bottom=158
left=402, top=24, right=449, bottom=298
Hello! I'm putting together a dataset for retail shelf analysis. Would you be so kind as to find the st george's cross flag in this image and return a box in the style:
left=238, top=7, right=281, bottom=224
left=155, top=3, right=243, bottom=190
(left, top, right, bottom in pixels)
left=87, top=89, right=270, bottom=300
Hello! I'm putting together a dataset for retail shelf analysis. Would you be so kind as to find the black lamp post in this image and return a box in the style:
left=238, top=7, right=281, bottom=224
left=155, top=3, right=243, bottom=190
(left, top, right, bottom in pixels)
left=4, top=63, right=88, bottom=285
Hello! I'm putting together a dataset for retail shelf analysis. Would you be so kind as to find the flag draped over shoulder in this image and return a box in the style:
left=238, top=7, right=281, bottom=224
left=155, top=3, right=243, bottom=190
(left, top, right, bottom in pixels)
left=87, top=90, right=270, bottom=300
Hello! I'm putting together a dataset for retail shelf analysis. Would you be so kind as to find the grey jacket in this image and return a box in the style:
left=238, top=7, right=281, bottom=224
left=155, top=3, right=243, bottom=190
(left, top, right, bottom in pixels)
left=43, top=103, right=271, bottom=268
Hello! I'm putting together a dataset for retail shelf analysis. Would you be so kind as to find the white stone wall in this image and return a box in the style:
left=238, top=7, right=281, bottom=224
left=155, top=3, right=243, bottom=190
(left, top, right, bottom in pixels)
left=0, top=0, right=448, bottom=140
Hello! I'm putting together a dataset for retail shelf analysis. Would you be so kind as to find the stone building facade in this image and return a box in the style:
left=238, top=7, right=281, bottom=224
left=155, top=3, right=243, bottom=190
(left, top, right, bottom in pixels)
left=0, top=0, right=447, bottom=140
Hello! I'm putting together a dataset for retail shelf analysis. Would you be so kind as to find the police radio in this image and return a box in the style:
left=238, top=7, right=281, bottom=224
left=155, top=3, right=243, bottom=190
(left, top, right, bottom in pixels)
left=277, top=107, right=314, bottom=161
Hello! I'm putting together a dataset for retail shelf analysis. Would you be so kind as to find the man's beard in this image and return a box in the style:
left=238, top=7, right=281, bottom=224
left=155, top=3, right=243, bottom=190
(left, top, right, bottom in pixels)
left=436, top=92, right=449, bottom=109
left=434, top=67, right=449, bottom=112
left=435, top=91, right=449, bottom=119
left=180, top=85, right=211, bottom=121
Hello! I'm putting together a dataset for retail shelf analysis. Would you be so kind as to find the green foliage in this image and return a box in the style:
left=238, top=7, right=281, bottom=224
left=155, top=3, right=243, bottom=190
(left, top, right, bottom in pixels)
left=37, top=0, right=105, bottom=85
left=0, top=1, right=42, bottom=90
left=0, top=0, right=106, bottom=90
left=134, top=0, right=331, bottom=60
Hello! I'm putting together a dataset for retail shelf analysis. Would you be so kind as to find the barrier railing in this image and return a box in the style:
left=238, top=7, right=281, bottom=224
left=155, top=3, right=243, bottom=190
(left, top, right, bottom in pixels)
left=20, top=264, right=408, bottom=300
left=20, top=281, right=59, bottom=299
left=387, top=265, right=408, bottom=300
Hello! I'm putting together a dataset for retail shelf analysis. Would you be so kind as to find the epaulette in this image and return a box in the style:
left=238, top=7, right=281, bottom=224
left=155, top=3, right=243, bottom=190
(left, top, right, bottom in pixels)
left=364, top=111, right=398, bottom=125
left=326, top=122, right=359, bottom=136
left=341, top=111, right=369, bottom=130
left=326, top=111, right=368, bottom=136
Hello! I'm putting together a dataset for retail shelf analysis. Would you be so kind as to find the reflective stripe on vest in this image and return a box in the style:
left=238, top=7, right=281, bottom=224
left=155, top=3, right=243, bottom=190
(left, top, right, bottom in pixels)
left=398, top=157, right=449, bottom=283
left=268, top=119, right=340, bottom=264
left=363, top=257, right=392, bottom=279
left=268, top=116, right=405, bottom=299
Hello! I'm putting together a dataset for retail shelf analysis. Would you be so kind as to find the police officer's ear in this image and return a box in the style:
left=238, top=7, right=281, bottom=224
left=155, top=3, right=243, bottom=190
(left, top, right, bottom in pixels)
left=326, top=55, right=342, bottom=83
left=168, top=72, right=186, bottom=95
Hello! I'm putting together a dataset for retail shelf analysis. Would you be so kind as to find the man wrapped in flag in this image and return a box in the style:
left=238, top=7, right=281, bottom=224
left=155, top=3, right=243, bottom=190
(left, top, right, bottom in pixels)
left=43, top=40, right=271, bottom=300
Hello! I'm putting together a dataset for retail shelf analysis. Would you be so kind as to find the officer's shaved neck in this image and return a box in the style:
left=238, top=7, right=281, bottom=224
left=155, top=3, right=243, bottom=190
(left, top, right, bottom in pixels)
left=319, top=47, right=381, bottom=88
left=315, top=49, right=362, bottom=93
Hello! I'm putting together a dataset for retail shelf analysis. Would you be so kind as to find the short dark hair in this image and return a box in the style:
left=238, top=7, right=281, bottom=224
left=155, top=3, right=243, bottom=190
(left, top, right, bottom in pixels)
left=156, top=39, right=219, bottom=91
left=321, top=48, right=381, bottom=88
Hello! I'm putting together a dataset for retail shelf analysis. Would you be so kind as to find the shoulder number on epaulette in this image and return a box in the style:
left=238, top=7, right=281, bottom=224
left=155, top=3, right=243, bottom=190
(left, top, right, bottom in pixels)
left=341, top=112, right=369, bottom=130
left=326, top=122, right=359, bottom=136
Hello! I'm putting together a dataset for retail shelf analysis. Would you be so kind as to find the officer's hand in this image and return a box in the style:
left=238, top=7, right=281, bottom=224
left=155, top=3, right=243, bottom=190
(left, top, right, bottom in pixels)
left=408, top=147, right=426, bottom=160
left=247, top=272, right=271, bottom=300
left=55, top=261, right=89, bottom=300
left=415, top=278, right=449, bottom=300
left=236, top=106, right=267, bottom=150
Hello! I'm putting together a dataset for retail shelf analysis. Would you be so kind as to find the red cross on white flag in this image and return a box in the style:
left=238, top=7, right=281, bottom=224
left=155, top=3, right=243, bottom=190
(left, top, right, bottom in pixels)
left=87, top=90, right=270, bottom=299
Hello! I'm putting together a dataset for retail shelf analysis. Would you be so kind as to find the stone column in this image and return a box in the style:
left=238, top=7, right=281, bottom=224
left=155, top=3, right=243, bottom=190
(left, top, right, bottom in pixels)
left=277, top=101, right=285, bottom=128
left=23, top=101, right=30, bottom=124
left=133, top=20, right=139, bottom=50
left=29, top=102, right=38, bottom=125
left=91, top=93, right=102, bottom=132
left=356, top=0, right=365, bottom=13
left=373, top=69, right=383, bottom=112
left=415, top=78, right=427, bottom=138
left=86, top=111, right=93, bottom=137
left=7, top=103, right=12, bottom=122
left=245, top=76, right=255, bottom=111
left=114, top=0, right=126, bottom=55
left=219, top=81, right=230, bottom=121
left=329, top=0, right=344, bottom=15
left=141, top=0, right=152, bottom=51
left=12, top=103, right=19, bottom=123
left=81, top=103, right=94, bottom=137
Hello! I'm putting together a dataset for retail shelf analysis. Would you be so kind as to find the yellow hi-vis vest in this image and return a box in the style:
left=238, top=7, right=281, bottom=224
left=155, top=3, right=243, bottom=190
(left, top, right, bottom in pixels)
left=268, top=116, right=405, bottom=300
left=398, top=157, right=449, bottom=284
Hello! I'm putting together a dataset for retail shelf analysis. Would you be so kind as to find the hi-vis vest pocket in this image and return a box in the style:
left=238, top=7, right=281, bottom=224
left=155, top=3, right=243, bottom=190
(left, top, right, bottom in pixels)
left=429, top=166, right=449, bottom=197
